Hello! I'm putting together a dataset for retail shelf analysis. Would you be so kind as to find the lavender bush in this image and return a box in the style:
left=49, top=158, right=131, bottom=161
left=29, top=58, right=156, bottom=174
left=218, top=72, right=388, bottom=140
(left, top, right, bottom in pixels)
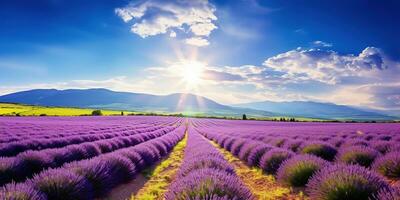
left=30, top=169, right=93, bottom=200
left=306, top=164, right=389, bottom=200
left=277, top=155, right=328, bottom=187
left=299, top=142, right=337, bottom=161
left=335, top=146, right=380, bottom=167
left=0, top=183, right=45, bottom=200
left=259, top=148, right=295, bottom=175
left=372, top=151, right=400, bottom=179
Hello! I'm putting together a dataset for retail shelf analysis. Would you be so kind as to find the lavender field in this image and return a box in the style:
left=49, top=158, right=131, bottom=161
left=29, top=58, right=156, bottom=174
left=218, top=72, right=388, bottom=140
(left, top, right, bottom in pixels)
left=0, top=116, right=399, bottom=200
left=2, top=0, right=400, bottom=199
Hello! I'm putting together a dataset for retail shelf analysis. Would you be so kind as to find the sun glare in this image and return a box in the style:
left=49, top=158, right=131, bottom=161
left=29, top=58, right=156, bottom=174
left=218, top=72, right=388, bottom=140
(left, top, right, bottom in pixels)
left=180, top=60, right=205, bottom=87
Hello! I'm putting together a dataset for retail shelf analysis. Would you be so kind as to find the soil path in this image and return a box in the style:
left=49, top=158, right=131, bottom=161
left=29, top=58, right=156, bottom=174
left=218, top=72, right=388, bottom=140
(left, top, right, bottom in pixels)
left=101, top=134, right=187, bottom=200
left=209, top=141, right=308, bottom=200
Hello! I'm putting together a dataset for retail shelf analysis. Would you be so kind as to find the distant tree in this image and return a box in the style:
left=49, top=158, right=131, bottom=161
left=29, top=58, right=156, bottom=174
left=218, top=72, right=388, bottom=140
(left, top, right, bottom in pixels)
left=121, top=111, right=124, bottom=116
left=92, top=110, right=103, bottom=116
left=40, top=114, right=47, bottom=116
left=242, top=114, right=247, bottom=120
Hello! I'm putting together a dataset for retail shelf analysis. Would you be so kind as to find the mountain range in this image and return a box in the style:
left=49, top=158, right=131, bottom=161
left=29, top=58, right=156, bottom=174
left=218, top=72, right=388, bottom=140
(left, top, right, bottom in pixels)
left=0, top=88, right=396, bottom=120
left=234, top=101, right=394, bottom=120
left=0, top=89, right=274, bottom=117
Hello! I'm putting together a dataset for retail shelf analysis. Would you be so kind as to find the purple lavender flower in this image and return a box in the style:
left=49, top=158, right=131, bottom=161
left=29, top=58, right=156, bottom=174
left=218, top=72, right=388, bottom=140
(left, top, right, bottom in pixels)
left=165, top=169, right=253, bottom=200
left=277, top=155, right=328, bottom=187
left=246, top=145, right=273, bottom=167
left=299, top=142, right=337, bottom=161
left=0, top=183, right=45, bottom=200
left=268, top=138, right=287, bottom=147
left=118, top=150, right=146, bottom=171
left=341, top=139, right=369, bottom=148
left=336, top=146, right=380, bottom=167
left=375, top=186, right=400, bottom=200
left=371, top=141, right=393, bottom=154
left=178, top=157, right=235, bottom=177
left=230, top=139, right=246, bottom=156
left=375, top=183, right=400, bottom=200
left=238, top=142, right=262, bottom=162
left=327, top=138, right=344, bottom=148
left=223, top=137, right=236, bottom=152
left=30, top=169, right=93, bottom=200
left=68, top=156, right=135, bottom=197
left=80, top=143, right=101, bottom=158
left=0, top=158, right=26, bottom=186
left=306, top=164, right=390, bottom=200
left=388, top=143, right=400, bottom=153
left=282, top=139, right=303, bottom=152
left=259, top=148, right=295, bottom=175
left=17, top=151, right=52, bottom=179
left=372, top=151, right=400, bottom=179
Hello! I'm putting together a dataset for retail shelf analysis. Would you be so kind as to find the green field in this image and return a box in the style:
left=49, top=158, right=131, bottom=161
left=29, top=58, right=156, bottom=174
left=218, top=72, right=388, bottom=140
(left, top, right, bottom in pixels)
left=0, top=103, right=330, bottom=122
left=0, top=103, right=136, bottom=116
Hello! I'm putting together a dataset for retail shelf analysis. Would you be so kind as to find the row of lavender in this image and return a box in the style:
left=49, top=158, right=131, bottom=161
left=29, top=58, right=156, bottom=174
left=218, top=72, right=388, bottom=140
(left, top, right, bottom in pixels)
left=194, top=119, right=400, bottom=143
left=165, top=127, right=253, bottom=199
left=195, top=119, right=400, bottom=200
left=194, top=119, right=400, bottom=170
left=0, top=122, right=185, bottom=200
left=0, top=117, right=181, bottom=157
left=0, top=122, right=173, bottom=144
left=0, top=116, right=179, bottom=139
left=0, top=123, right=179, bottom=186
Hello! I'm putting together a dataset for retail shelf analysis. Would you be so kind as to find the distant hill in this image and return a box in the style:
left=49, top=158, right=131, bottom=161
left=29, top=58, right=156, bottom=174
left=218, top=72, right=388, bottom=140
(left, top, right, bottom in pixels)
left=234, top=100, right=395, bottom=120
left=0, top=89, right=274, bottom=117
left=0, top=88, right=395, bottom=120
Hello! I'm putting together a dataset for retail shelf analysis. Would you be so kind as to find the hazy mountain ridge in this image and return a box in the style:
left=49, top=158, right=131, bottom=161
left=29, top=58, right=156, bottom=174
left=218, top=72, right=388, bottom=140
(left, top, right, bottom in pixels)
left=0, top=89, right=275, bottom=117
left=234, top=100, right=395, bottom=120
left=0, top=88, right=395, bottom=120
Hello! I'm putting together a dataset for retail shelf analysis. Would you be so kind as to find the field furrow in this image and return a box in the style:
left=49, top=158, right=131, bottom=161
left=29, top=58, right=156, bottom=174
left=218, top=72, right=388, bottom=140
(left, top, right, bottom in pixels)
left=130, top=133, right=187, bottom=200
left=210, top=139, right=306, bottom=200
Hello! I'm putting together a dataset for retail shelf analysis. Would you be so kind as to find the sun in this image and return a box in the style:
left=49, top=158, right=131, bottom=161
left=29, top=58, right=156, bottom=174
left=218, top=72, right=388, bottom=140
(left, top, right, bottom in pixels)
left=180, top=60, right=205, bottom=88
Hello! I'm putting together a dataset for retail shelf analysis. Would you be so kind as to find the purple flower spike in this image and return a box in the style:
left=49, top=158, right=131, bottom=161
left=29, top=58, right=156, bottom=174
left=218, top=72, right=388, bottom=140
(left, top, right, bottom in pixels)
left=165, top=169, right=253, bottom=200
left=260, top=148, right=295, bottom=175
left=375, top=183, right=400, bottom=200
left=336, top=146, right=380, bottom=167
left=307, top=164, right=390, bottom=200
left=277, top=155, right=328, bottom=187
left=299, top=142, right=337, bottom=161
left=247, top=145, right=273, bottom=167
left=0, top=183, right=46, bottom=200
left=372, top=151, right=400, bottom=179
left=31, top=169, right=93, bottom=200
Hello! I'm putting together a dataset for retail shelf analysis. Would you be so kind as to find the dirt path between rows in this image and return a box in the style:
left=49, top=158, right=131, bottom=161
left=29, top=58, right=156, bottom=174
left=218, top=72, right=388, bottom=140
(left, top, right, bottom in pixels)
left=133, top=134, right=187, bottom=200
left=209, top=141, right=308, bottom=200
left=101, top=134, right=187, bottom=200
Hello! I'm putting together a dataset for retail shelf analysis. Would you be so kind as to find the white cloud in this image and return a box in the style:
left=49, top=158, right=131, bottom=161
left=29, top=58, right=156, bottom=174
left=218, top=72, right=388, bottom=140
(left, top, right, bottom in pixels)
left=115, top=5, right=146, bottom=22
left=189, top=22, right=217, bottom=36
left=169, top=30, right=177, bottom=38
left=263, top=47, right=388, bottom=84
left=313, top=40, right=332, bottom=47
left=115, top=0, right=217, bottom=46
left=185, top=37, right=210, bottom=46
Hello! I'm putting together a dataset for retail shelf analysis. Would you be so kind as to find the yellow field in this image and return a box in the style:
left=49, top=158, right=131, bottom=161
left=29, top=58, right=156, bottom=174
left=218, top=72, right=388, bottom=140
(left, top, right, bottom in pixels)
left=0, top=103, right=134, bottom=116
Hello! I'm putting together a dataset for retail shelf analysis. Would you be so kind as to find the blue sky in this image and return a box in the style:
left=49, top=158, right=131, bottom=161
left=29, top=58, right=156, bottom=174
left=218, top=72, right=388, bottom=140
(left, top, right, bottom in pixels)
left=1, top=0, right=400, bottom=111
